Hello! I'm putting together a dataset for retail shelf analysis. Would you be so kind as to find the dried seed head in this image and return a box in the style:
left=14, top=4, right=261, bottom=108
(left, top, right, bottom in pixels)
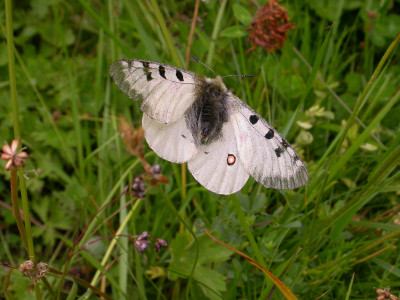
left=36, top=262, right=49, bottom=277
left=375, top=287, right=399, bottom=300
left=247, top=0, right=294, bottom=53
left=18, top=260, right=49, bottom=285
left=18, top=260, right=34, bottom=274
left=118, top=116, right=145, bottom=157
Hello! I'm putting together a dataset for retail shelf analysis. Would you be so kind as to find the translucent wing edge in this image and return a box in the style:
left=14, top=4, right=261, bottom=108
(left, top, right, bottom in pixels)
left=230, top=95, right=309, bottom=189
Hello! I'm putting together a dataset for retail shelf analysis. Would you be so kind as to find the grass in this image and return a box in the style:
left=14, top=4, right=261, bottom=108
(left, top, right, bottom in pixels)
left=1, top=0, right=400, bottom=299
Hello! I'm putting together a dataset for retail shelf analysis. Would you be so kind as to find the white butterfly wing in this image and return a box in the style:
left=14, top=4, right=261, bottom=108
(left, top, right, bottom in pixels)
left=142, top=113, right=197, bottom=163
left=188, top=120, right=250, bottom=195
left=110, top=59, right=198, bottom=124
left=110, top=58, right=308, bottom=193
left=229, top=95, right=309, bottom=189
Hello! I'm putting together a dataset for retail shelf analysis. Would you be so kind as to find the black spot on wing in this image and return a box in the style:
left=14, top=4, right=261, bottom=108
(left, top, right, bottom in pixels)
left=176, top=70, right=184, bottom=81
left=275, top=148, right=283, bottom=158
left=281, top=138, right=289, bottom=148
left=126, top=60, right=134, bottom=68
left=204, top=151, right=209, bottom=155
left=249, top=115, right=259, bottom=124
left=294, top=154, right=300, bottom=161
left=265, top=129, right=274, bottom=139
left=142, top=61, right=152, bottom=81
left=181, top=134, right=186, bottom=139
left=159, top=65, right=166, bottom=79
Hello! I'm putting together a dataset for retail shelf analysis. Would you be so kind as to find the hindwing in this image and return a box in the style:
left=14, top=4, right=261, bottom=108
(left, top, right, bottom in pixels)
left=229, top=95, right=309, bottom=189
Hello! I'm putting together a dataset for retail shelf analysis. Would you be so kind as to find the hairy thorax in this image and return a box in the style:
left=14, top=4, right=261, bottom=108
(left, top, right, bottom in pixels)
left=185, top=77, right=229, bottom=145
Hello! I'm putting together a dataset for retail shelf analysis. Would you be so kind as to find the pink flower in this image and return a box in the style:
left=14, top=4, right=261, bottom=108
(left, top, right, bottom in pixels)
left=1, top=139, right=29, bottom=170
left=154, top=239, right=168, bottom=252
left=134, top=232, right=151, bottom=253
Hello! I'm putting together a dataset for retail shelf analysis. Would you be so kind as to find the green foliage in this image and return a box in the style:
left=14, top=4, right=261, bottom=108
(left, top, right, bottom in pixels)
left=169, top=232, right=233, bottom=299
left=1, top=0, right=400, bottom=299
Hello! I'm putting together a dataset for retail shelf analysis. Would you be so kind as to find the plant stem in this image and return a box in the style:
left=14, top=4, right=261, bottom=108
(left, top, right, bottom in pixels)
left=5, top=0, right=40, bottom=297
left=206, top=0, right=228, bottom=66
left=82, top=199, right=142, bottom=299
left=149, top=0, right=181, bottom=67
left=10, top=168, right=27, bottom=250
left=332, top=33, right=400, bottom=161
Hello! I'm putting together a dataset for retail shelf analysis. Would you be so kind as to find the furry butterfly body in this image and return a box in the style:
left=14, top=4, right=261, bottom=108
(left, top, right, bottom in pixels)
left=110, top=59, right=309, bottom=194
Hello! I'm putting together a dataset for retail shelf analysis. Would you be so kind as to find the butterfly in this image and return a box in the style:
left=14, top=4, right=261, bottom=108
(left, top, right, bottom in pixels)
left=110, top=59, right=309, bottom=195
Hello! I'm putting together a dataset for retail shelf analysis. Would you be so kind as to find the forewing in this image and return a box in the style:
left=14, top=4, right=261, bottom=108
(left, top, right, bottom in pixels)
left=229, top=95, right=309, bottom=189
left=188, top=120, right=250, bottom=195
left=142, top=114, right=197, bottom=163
left=110, top=59, right=199, bottom=124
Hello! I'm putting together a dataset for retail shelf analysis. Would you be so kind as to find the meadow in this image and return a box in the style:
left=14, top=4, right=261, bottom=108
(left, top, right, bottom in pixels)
left=1, top=0, right=400, bottom=299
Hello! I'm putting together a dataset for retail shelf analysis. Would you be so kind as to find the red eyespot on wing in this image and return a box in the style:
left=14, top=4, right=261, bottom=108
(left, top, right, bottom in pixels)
left=227, top=154, right=236, bottom=166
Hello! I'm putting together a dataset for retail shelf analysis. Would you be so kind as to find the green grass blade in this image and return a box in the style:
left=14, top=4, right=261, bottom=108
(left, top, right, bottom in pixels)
left=282, top=29, right=332, bottom=136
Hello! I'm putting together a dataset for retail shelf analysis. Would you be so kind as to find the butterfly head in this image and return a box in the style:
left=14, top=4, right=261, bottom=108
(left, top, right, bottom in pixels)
left=206, top=76, right=227, bottom=91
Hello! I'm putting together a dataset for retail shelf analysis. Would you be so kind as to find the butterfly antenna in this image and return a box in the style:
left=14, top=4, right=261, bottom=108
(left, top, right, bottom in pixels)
left=222, top=74, right=254, bottom=79
left=192, top=56, right=216, bottom=76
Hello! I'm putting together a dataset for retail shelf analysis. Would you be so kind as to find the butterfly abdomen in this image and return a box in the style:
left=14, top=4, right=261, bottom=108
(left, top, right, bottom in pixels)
left=186, top=77, right=229, bottom=145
